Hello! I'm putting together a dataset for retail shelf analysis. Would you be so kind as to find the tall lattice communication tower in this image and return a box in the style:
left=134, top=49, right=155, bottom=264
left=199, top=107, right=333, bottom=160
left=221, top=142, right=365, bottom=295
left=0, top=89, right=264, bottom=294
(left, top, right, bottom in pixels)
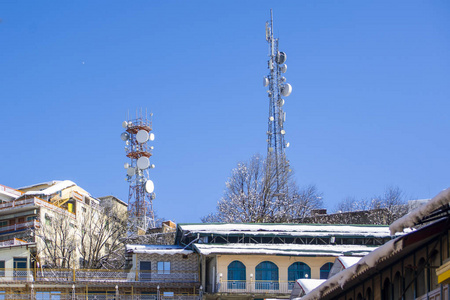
left=120, top=110, right=156, bottom=233
left=263, top=9, right=293, bottom=194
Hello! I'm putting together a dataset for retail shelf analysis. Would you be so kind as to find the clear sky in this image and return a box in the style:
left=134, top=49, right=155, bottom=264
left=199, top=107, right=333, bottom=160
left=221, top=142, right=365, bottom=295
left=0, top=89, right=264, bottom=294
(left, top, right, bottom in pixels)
left=1, top=1, right=449, bottom=223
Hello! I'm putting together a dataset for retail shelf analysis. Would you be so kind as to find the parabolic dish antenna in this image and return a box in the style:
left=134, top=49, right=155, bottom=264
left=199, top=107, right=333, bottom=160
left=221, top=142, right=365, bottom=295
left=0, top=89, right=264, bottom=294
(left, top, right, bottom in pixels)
left=281, top=83, right=292, bottom=97
left=124, top=163, right=130, bottom=169
left=149, top=133, right=155, bottom=141
left=145, top=180, right=155, bottom=193
left=276, top=51, right=287, bottom=64
left=263, top=77, right=269, bottom=87
left=136, top=130, right=149, bottom=144
left=137, top=157, right=150, bottom=170
left=120, top=132, right=130, bottom=141
left=127, top=167, right=135, bottom=176
left=280, top=64, right=287, bottom=73
left=122, top=121, right=128, bottom=128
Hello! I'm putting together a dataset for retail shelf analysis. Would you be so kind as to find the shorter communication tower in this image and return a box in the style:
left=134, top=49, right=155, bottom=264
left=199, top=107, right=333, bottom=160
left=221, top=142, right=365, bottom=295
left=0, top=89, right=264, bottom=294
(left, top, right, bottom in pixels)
left=120, top=110, right=156, bottom=233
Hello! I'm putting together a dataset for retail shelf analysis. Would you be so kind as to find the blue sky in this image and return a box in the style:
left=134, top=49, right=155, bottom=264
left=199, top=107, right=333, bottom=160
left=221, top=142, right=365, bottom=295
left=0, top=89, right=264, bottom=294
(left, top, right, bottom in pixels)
left=1, top=1, right=449, bottom=223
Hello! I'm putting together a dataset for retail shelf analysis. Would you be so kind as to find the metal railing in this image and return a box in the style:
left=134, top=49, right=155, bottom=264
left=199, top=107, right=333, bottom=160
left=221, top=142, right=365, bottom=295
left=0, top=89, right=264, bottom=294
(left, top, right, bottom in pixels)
left=216, top=280, right=294, bottom=294
left=0, top=292, right=200, bottom=300
left=0, top=268, right=199, bottom=284
left=0, top=220, right=39, bottom=234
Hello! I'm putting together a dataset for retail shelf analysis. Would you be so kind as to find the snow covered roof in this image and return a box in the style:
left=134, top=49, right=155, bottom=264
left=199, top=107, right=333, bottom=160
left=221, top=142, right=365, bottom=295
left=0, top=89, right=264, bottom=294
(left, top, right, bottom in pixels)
left=291, top=279, right=326, bottom=299
left=193, top=243, right=376, bottom=257
left=126, top=244, right=193, bottom=255
left=301, top=237, right=403, bottom=300
left=18, top=180, right=60, bottom=190
left=390, top=187, right=450, bottom=235
left=337, top=256, right=362, bottom=269
left=24, top=180, right=77, bottom=196
left=328, top=256, right=362, bottom=279
left=0, top=189, right=20, bottom=201
left=179, top=223, right=394, bottom=238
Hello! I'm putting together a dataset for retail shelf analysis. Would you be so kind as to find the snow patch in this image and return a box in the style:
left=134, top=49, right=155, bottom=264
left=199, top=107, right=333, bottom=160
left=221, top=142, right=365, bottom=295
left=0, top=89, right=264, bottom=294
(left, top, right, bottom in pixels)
left=24, top=180, right=77, bottom=196
left=390, top=188, right=450, bottom=234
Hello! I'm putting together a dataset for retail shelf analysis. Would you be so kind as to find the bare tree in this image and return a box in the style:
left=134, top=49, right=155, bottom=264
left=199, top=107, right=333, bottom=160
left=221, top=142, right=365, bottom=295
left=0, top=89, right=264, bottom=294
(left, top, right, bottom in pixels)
left=202, top=154, right=323, bottom=223
left=34, top=212, right=76, bottom=269
left=78, top=201, right=128, bottom=269
left=333, top=186, right=408, bottom=225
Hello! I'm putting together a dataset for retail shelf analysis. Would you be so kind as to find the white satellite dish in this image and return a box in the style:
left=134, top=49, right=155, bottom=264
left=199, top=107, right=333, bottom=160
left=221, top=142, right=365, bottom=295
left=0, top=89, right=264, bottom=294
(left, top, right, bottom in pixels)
left=276, top=51, right=287, bottom=64
left=150, top=164, right=155, bottom=169
left=278, top=99, right=285, bottom=106
left=124, top=163, right=130, bottom=169
left=149, top=133, right=155, bottom=141
left=263, top=77, right=269, bottom=87
left=269, top=116, right=274, bottom=122
left=136, top=130, right=149, bottom=144
left=285, top=142, right=290, bottom=148
left=145, top=180, right=155, bottom=193
left=281, top=129, right=286, bottom=135
left=120, top=132, right=129, bottom=141
left=280, top=64, right=287, bottom=73
left=122, top=121, right=128, bottom=128
left=127, top=167, right=135, bottom=176
left=281, top=83, right=292, bottom=97
left=137, top=157, right=150, bottom=170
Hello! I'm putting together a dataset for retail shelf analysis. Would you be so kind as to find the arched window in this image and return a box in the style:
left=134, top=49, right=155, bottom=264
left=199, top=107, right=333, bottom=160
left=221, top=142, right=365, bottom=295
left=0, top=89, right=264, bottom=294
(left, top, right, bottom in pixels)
left=255, top=261, right=279, bottom=290
left=288, top=262, right=311, bottom=290
left=365, top=287, right=372, bottom=300
left=382, top=278, right=392, bottom=300
left=417, top=258, right=427, bottom=297
left=320, top=262, right=333, bottom=279
left=393, top=272, right=402, bottom=300
left=227, top=261, right=246, bottom=289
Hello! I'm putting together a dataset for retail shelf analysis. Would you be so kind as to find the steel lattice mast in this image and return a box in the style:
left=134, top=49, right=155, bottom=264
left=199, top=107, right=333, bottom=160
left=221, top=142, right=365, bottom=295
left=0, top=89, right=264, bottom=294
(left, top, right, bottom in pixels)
left=264, top=9, right=293, bottom=194
left=120, top=110, right=156, bottom=233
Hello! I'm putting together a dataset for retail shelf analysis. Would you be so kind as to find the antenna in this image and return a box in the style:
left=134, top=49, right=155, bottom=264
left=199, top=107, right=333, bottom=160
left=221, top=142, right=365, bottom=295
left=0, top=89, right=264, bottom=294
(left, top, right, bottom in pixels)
left=264, top=9, right=292, bottom=195
left=120, top=110, right=156, bottom=232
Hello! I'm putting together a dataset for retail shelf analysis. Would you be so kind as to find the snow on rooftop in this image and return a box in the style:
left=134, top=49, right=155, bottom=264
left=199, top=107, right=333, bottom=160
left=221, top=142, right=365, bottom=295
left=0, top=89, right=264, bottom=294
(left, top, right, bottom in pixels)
left=126, top=244, right=193, bottom=255
left=193, top=243, right=376, bottom=257
left=18, top=180, right=60, bottom=190
left=24, top=180, right=77, bottom=196
left=338, top=256, right=362, bottom=269
left=298, top=279, right=326, bottom=294
left=301, top=238, right=403, bottom=300
left=390, top=187, right=450, bottom=235
left=180, top=223, right=393, bottom=238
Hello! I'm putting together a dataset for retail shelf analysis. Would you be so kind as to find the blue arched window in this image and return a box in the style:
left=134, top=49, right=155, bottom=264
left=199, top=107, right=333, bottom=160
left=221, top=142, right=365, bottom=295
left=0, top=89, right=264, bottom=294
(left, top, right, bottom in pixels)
left=320, top=262, right=333, bottom=279
left=288, top=262, right=311, bottom=289
left=255, top=261, right=279, bottom=290
left=227, top=261, right=246, bottom=289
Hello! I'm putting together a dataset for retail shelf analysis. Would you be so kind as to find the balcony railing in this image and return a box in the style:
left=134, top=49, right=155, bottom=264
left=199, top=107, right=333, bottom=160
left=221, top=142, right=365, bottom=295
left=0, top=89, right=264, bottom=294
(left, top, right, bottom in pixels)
left=0, top=220, right=39, bottom=234
left=0, top=292, right=200, bottom=300
left=0, top=268, right=199, bottom=284
left=216, top=280, right=294, bottom=294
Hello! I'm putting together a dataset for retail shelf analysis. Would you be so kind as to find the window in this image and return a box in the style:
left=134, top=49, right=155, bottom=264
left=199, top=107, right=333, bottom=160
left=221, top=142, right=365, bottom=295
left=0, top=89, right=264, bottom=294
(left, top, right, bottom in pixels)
left=320, top=262, right=333, bottom=279
left=140, top=261, right=151, bottom=281
left=0, top=261, right=4, bottom=277
left=36, top=292, right=61, bottom=300
left=227, top=260, right=246, bottom=289
left=13, top=257, right=27, bottom=280
left=26, top=216, right=36, bottom=222
left=0, top=221, right=7, bottom=227
left=0, top=291, right=5, bottom=300
left=288, top=262, right=311, bottom=289
left=255, top=261, right=279, bottom=290
left=157, top=261, right=170, bottom=274
left=44, top=214, right=52, bottom=226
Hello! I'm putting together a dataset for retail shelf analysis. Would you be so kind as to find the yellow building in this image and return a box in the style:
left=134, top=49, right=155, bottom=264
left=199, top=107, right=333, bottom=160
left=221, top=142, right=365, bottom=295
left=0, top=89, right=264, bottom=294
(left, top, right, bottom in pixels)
left=175, top=223, right=398, bottom=299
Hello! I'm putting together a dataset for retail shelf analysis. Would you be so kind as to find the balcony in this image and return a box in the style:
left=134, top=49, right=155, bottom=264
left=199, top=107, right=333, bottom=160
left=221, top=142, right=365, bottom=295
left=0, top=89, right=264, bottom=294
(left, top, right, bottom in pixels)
left=216, top=280, right=293, bottom=295
left=0, top=268, right=199, bottom=284
left=0, top=221, right=39, bottom=234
